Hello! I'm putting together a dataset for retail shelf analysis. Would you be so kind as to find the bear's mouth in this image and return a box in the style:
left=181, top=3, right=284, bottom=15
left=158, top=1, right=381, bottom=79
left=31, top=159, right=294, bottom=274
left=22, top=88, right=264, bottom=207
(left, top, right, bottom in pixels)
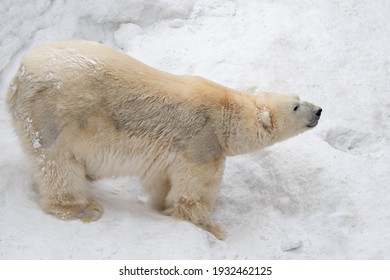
left=307, top=120, right=319, bottom=128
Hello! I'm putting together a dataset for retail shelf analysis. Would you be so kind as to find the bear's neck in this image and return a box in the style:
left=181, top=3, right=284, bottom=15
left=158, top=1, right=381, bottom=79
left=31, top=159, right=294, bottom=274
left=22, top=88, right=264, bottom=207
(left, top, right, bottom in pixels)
left=220, top=94, right=275, bottom=156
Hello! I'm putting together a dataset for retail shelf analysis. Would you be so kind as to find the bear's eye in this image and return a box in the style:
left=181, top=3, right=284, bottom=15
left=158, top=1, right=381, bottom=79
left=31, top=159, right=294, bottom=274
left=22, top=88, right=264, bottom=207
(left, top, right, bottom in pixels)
left=293, top=104, right=299, bottom=111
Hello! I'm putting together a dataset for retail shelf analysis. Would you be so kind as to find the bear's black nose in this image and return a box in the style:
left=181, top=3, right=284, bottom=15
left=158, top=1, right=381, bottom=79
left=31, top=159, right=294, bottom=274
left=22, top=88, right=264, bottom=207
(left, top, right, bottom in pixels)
left=316, top=108, right=322, bottom=117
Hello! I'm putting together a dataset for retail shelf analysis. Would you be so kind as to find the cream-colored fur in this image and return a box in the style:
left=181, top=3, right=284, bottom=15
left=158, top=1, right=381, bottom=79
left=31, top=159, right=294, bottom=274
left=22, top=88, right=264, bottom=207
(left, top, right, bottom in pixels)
left=7, top=40, right=321, bottom=239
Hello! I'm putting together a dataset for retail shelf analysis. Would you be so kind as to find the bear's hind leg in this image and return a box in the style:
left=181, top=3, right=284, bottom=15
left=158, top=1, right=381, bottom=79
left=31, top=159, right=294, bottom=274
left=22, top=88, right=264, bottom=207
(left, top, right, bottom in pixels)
left=36, top=150, right=102, bottom=222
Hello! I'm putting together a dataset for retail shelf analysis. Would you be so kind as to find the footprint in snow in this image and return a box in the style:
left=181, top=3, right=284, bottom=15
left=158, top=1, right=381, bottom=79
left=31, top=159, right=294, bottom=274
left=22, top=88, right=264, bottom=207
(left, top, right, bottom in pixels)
left=322, top=126, right=385, bottom=157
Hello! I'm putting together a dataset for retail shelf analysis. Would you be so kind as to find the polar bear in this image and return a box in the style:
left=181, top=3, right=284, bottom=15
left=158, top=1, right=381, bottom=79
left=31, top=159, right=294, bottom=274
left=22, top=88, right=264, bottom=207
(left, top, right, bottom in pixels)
left=7, top=40, right=321, bottom=240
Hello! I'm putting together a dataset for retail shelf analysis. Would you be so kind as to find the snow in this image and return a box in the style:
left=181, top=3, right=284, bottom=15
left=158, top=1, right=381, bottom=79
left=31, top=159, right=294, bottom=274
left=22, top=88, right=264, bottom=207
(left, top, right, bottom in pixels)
left=0, top=0, right=389, bottom=259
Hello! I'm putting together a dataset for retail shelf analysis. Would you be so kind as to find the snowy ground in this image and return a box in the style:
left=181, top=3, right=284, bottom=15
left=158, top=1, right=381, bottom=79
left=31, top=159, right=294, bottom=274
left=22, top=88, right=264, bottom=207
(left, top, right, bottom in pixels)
left=1, top=0, right=389, bottom=259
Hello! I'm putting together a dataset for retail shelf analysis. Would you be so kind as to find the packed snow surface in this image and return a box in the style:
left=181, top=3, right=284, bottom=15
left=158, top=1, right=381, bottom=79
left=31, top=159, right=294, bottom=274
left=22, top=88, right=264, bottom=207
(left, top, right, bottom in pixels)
left=0, top=0, right=389, bottom=259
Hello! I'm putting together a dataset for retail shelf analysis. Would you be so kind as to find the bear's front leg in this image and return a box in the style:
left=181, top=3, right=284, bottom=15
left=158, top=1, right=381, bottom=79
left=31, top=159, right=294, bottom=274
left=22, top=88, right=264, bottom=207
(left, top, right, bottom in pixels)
left=164, top=157, right=226, bottom=240
left=167, top=196, right=226, bottom=240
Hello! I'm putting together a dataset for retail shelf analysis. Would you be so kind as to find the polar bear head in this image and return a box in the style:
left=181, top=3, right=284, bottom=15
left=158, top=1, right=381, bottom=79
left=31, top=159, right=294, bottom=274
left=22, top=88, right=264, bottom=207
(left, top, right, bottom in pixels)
left=255, top=93, right=322, bottom=142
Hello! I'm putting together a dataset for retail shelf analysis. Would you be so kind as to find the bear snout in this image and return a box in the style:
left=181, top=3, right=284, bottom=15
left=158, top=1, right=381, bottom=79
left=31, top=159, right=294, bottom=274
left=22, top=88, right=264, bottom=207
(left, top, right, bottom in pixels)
left=307, top=106, right=322, bottom=128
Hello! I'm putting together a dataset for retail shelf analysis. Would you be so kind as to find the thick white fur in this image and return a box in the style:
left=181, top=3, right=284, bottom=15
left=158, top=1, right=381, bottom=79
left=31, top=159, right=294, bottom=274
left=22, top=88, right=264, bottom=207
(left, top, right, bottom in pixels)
left=7, top=40, right=321, bottom=239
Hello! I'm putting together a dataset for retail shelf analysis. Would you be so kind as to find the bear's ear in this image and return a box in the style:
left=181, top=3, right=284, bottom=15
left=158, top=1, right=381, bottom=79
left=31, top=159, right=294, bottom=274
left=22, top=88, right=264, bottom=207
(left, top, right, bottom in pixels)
left=258, top=109, right=271, bottom=128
